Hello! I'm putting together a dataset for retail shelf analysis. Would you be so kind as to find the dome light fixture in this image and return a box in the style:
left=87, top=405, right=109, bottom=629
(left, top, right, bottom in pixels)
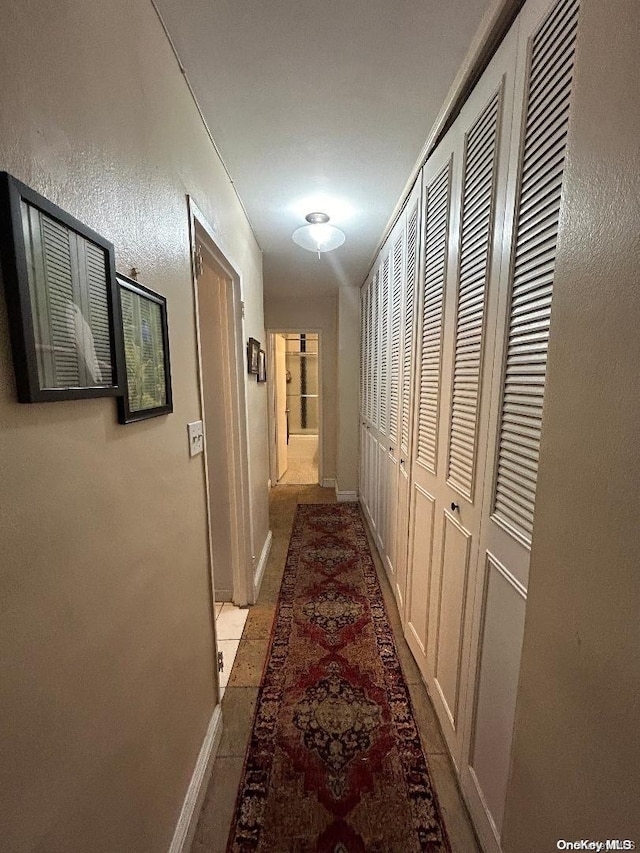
left=292, top=212, right=346, bottom=259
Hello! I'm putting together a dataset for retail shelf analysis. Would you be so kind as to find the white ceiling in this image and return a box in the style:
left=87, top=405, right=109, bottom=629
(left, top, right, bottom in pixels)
left=155, top=0, right=493, bottom=297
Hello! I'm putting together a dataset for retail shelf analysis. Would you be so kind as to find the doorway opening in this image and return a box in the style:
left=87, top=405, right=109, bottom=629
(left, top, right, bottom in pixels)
left=269, top=331, right=321, bottom=485
left=189, top=200, right=253, bottom=618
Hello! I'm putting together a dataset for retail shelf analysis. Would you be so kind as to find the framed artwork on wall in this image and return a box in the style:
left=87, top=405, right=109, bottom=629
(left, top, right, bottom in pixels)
left=257, top=349, right=266, bottom=382
left=247, top=336, right=260, bottom=374
left=0, top=172, right=124, bottom=403
left=117, top=273, right=172, bottom=424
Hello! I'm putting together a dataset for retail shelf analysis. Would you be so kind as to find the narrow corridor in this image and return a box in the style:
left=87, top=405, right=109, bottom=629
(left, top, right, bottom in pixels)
left=191, top=486, right=480, bottom=852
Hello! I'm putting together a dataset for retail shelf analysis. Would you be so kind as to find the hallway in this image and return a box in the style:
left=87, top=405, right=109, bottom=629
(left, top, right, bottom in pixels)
left=1, top=0, right=638, bottom=850
left=191, top=486, right=479, bottom=852
left=277, top=435, right=319, bottom=485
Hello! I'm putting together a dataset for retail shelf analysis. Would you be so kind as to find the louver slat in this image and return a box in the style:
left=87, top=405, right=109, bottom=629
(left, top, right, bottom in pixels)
left=379, top=256, right=390, bottom=435
left=447, top=91, right=500, bottom=498
left=389, top=234, right=403, bottom=443
left=360, top=289, right=365, bottom=415
left=493, top=0, right=580, bottom=541
left=367, top=279, right=374, bottom=421
left=401, top=203, right=419, bottom=453
left=416, top=161, right=451, bottom=472
left=372, top=269, right=380, bottom=428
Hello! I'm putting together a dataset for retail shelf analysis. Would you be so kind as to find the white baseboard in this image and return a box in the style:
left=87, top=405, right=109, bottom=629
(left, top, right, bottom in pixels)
left=168, top=704, right=223, bottom=853
left=321, top=477, right=336, bottom=489
left=254, top=529, right=272, bottom=599
left=336, top=490, right=358, bottom=502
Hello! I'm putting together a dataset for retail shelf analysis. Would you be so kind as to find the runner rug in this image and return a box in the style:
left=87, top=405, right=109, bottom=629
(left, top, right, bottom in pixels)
left=227, top=503, right=451, bottom=852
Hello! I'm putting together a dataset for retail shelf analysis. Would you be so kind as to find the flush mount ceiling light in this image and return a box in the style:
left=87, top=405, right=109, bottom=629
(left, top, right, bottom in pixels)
left=292, top=212, right=346, bottom=259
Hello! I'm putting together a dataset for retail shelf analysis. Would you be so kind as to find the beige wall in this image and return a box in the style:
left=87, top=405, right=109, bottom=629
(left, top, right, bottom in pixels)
left=265, top=296, right=338, bottom=483
left=0, top=1, right=269, bottom=851
left=502, top=0, right=640, bottom=847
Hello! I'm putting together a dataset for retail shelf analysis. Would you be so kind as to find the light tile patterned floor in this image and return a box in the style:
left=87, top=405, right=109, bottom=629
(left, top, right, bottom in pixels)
left=278, top=434, right=318, bottom=484
left=215, top=603, right=249, bottom=700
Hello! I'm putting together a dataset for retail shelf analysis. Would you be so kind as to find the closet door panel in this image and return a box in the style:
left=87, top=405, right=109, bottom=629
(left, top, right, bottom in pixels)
left=394, top=186, right=422, bottom=618
left=376, top=439, right=387, bottom=553
left=405, top=141, right=458, bottom=681
left=432, top=511, right=472, bottom=731
left=381, top=219, right=405, bottom=584
left=461, top=0, right=582, bottom=849
left=406, top=24, right=518, bottom=765
left=469, top=554, right=526, bottom=834
left=406, top=483, right=436, bottom=654
left=384, top=452, right=399, bottom=583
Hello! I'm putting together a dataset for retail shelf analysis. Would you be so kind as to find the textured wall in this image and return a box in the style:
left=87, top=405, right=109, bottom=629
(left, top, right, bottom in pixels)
left=0, top=1, right=268, bottom=850
left=502, top=0, right=640, bottom=847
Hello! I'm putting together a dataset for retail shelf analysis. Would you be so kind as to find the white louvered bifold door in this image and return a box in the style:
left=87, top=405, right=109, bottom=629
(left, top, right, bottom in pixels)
left=461, top=0, right=581, bottom=849
left=404, top=22, right=517, bottom=788
left=371, top=269, right=380, bottom=430
left=493, top=0, right=580, bottom=543
left=388, top=232, right=403, bottom=445
left=447, top=89, right=501, bottom=500
left=415, top=160, right=452, bottom=475
left=393, top=185, right=422, bottom=618
left=379, top=255, right=390, bottom=437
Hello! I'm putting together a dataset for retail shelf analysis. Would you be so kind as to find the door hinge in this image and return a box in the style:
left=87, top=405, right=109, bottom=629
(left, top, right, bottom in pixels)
left=194, top=243, right=204, bottom=278
left=217, top=650, right=224, bottom=673
left=241, top=300, right=246, bottom=319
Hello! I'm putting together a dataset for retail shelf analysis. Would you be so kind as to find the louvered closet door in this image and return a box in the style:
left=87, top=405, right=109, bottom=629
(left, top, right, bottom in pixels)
left=393, top=183, right=422, bottom=618
left=375, top=227, right=402, bottom=587
left=361, top=262, right=386, bottom=543
left=360, top=276, right=372, bottom=520
left=460, top=0, right=581, bottom=848
left=404, top=26, right=518, bottom=765
left=376, top=250, right=393, bottom=560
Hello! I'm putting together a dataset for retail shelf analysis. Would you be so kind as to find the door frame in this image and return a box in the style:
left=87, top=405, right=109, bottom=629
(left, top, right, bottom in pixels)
left=267, top=328, right=323, bottom=486
left=188, top=196, right=254, bottom=606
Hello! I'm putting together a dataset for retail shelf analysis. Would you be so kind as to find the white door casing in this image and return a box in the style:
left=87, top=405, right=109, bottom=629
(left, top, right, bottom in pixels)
left=274, top=333, right=288, bottom=481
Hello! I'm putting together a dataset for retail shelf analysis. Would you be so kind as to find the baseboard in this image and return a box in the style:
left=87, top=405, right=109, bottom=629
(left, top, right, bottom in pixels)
left=336, top=489, right=358, bottom=502
left=168, top=704, right=223, bottom=853
left=321, top=477, right=336, bottom=489
left=214, top=587, right=233, bottom=601
left=254, top=529, right=272, bottom=599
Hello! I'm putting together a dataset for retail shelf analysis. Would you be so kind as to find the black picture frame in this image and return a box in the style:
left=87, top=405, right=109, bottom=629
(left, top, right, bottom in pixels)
left=257, top=349, right=266, bottom=382
left=117, top=273, right=173, bottom=424
left=0, top=172, right=124, bottom=403
left=247, top=336, right=260, bottom=374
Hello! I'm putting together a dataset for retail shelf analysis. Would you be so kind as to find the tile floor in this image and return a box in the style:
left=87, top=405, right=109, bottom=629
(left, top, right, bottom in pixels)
left=214, top=602, right=249, bottom=701
left=192, top=485, right=481, bottom=853
left=277, top=434, right=319, bottom=485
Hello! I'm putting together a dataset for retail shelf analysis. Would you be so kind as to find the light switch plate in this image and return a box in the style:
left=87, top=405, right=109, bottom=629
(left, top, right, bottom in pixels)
left=187, top=420, right=204, bottom=457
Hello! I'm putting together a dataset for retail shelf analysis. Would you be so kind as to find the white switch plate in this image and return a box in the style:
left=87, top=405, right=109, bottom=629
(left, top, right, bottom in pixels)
left=187, top=421, right=204, bottom=457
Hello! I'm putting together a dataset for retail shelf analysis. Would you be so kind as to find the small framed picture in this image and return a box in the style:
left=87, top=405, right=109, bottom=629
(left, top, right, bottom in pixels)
left=117, top=273, right=172, bottom=424
left=257, top=349, right=266, bottom=382
left=0, top=172, right=124, bottom=402
left=247, top=337, right=260, bottom=374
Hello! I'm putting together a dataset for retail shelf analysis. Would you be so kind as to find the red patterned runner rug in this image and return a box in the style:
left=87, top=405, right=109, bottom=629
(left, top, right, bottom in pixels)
left=227, top=503, right=451, bottom=852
